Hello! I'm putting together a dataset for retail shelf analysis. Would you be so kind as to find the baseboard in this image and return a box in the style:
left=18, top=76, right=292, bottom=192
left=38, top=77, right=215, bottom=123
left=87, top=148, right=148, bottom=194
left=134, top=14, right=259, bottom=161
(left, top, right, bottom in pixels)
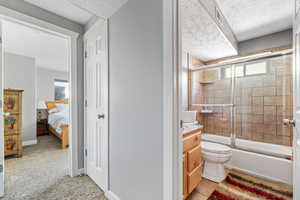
left=22, top=140, right=37, bottom=146
left=76, top=168, right=85, bottom=176
left=106, top=190, right=120, bottom=200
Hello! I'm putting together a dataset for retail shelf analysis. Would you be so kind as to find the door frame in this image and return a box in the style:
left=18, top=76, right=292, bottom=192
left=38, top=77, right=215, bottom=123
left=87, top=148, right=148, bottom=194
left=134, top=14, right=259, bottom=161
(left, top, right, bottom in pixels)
left=163, top=0, right=182, bottom=200
left=294, top=2, right=300, bottom=198
left=0, top=4, right=80, bottom=183
left=83, top=18, right=109, bottom=194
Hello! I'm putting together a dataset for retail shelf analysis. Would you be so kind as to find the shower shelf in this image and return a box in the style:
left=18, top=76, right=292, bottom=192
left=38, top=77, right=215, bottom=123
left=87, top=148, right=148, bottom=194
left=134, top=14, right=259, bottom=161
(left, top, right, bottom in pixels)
left=199, top=110, right=214, bottom=114
left=192, top=104, right=234, bottom=107
left=199, top=81, right=215, bottom=84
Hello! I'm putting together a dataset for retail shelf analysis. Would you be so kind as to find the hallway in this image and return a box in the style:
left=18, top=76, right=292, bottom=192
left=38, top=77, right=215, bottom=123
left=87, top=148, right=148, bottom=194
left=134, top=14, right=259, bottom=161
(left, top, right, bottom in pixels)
left=3, top=135, right=106, bottom=200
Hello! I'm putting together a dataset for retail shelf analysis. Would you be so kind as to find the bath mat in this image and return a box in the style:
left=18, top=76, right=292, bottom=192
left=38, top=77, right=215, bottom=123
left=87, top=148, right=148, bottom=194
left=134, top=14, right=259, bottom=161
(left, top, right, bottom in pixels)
left=208, top=170, right=293, bottom=200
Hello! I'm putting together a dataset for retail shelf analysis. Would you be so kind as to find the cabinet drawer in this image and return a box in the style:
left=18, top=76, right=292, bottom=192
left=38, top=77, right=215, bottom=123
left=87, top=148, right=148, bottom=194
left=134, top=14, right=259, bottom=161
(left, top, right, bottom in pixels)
left=4, top=114, right=21, bottom=134
left=188, top=164, right=203, bottom=194
left=4, top=135, right=20, bottom=156
left=4, top=92, right=21, bottom=113
left=183, top=133, right=201, bottom=153
left=187, top=145, right=202, bottom=173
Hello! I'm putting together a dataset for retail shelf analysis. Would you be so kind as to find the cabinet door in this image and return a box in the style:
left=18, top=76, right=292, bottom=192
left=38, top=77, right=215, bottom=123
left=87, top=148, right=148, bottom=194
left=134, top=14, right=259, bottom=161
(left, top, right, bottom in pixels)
left=188, top=165, right=203, bottom=194
left=4, top=93, right=20, bottom=113
left=4, top=114, right=20, bottom=135
left=4, top=135, right=19, bottom=156
left=187, top=145, right=202, bottom=173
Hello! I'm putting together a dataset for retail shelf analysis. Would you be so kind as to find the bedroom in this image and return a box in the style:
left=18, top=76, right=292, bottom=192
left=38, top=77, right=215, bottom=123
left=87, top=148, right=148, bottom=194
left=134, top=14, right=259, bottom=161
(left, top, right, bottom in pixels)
left=2, top=19, right=71, bottom=197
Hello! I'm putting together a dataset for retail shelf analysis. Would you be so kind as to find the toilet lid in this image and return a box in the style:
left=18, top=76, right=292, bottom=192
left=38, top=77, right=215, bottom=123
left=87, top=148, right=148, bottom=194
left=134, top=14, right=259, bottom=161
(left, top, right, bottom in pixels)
left=201, top=142, right=231, bottom=154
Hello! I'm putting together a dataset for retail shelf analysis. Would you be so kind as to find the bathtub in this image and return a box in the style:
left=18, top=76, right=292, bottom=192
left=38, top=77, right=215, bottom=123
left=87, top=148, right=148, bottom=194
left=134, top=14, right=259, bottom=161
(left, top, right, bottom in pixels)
left=202, top=134, right=293, bottom=185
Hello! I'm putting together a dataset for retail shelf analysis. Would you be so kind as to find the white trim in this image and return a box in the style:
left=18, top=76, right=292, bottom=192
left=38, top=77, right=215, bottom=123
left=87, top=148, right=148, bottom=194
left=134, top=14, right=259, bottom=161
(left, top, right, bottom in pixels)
left=105, top=191, right=120, bottom=200
left=22, top=140, right=37, bottom=147
left=0, top=4, right=80, bottom=183
left=84, top=18, right=106, bottom=38
left=0, top=24, right=4, bottom=198
left=163, top=0, right=181, bottom=200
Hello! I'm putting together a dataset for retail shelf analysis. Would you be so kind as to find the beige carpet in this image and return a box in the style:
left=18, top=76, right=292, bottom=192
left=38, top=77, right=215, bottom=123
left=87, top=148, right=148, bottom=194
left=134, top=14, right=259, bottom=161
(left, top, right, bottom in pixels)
left=2, top=135, right=106, bottom=200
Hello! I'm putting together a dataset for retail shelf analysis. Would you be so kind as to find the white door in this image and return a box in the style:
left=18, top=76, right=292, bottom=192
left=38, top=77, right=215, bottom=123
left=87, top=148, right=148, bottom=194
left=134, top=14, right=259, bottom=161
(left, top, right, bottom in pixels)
left=84, top=20, right=108, bottom=191
left=0, top=21, right=4, bottom=198
left=293, top=6, right=300, bottom=199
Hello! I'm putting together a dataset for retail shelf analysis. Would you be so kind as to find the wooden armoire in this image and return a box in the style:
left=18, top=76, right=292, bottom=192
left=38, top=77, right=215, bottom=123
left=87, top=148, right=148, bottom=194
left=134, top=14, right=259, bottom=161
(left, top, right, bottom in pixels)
left=4, top=89, right=23, bottom=157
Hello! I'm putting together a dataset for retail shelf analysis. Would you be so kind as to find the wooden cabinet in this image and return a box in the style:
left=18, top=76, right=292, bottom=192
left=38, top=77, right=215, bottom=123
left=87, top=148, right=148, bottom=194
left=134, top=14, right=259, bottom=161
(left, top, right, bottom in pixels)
left=183, top=130, right=202, bottom=199
left=4, top=89, right=23, bottom=157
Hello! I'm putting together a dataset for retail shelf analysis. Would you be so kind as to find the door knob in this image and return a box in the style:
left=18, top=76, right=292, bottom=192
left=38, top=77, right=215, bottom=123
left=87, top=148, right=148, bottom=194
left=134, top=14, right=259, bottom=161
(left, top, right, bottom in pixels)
left=283, top=119, right=296, bottom=127
left=97, top=114, right=105, bottom=119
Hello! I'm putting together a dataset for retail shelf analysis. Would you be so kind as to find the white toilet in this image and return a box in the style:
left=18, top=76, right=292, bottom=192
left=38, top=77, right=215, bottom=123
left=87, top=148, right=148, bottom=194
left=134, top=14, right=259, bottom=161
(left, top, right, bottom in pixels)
left=201, top=141, right=232, bottom=183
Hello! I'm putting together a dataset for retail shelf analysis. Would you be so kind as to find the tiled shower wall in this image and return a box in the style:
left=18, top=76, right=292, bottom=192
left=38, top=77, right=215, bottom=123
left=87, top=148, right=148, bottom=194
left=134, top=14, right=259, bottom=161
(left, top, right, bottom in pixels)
left=190, top=54, right=293, bottom=146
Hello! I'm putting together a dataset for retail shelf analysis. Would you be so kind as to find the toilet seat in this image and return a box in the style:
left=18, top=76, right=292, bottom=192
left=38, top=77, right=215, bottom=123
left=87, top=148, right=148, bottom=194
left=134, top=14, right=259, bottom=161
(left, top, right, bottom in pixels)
left=202, top=142, right=231, bottom=154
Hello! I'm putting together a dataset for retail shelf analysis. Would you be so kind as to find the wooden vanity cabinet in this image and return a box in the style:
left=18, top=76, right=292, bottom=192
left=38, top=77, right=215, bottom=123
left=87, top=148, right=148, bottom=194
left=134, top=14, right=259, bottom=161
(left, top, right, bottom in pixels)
left=183, top=130, right=203, bottom=199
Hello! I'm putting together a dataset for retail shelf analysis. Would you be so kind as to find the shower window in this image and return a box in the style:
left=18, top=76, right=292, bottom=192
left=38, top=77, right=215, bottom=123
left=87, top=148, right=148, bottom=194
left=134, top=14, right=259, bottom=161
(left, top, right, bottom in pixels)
left=221, top=61, right=268, bottom=79
left=245, top=61, right=268, bottom=75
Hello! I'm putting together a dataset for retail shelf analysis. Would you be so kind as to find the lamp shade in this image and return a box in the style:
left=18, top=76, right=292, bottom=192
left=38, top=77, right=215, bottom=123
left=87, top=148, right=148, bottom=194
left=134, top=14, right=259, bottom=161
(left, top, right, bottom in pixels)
left=37, top=101, right=47, bottom=109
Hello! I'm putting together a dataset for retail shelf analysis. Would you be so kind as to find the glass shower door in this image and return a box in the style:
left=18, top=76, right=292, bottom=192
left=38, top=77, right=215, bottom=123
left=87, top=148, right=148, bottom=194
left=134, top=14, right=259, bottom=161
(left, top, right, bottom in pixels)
left=233, top=54, right=293, bottom=156
left=190, top=65, right=234, bottom=144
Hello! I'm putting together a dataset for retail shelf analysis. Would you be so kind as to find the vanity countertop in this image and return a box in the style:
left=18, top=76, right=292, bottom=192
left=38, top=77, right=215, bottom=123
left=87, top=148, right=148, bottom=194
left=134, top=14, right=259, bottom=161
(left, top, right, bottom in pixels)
left=182, top=125, right=203, bottom=137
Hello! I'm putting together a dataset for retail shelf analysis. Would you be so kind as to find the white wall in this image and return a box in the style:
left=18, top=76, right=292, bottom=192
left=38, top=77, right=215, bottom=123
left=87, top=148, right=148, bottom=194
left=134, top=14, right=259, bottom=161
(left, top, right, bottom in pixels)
left=36, top=68, right=68, bottom=102
left=182, top=52, right=188, bottom=111
left=4, top=52, right=37, bottom=143
left=109, top=0, right=163, bottom=199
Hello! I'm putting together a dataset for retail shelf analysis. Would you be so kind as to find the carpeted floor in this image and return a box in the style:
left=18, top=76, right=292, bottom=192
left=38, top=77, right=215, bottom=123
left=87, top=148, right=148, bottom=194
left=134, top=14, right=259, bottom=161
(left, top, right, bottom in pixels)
left=208, top=170, right=293, bottom=200
left=2, top=135, right=106, bottom=200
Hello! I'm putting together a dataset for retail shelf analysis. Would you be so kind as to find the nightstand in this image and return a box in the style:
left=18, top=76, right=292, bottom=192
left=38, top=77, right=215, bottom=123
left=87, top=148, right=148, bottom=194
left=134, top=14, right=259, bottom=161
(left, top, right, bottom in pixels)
left=37, top=119, right=48, bottom=136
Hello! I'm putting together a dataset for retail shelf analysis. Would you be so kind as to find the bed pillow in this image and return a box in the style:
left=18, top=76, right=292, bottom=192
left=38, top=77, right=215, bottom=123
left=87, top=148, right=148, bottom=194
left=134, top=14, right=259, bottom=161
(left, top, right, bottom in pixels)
left=56, top=104, right=69, bottom=112
left=48, top=108, right=59, bottom=114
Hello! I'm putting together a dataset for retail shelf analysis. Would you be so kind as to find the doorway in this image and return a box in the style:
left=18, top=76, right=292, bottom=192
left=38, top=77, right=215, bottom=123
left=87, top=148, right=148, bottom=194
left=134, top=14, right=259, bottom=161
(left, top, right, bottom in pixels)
left=0, top=10, right=80, bottom=198
left=170, top=0, right=296, bottom=200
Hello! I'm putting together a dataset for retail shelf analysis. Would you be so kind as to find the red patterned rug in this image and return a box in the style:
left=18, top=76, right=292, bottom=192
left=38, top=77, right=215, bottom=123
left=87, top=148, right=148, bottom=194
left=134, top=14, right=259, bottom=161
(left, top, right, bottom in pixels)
left=208, top=170, right=293, bottom=200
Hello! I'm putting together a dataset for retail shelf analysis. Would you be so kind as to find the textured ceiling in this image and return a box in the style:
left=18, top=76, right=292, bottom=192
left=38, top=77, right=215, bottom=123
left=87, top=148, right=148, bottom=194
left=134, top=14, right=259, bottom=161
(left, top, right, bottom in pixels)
left=181, top=0, right=238, bottom=61
left=24, top=0, right=94, bottom=24
left=69, top=0, right=128, bottom=18
left=3, top=20, right=69, bottom=72
left=24, top=0, right=129, bottom=23
left=215, top=0, right=293, bottom=41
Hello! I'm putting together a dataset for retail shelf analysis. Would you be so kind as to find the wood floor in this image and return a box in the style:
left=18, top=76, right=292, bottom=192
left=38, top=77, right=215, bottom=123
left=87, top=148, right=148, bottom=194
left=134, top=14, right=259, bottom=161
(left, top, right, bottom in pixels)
left=188, top=178, right=218, bottom=200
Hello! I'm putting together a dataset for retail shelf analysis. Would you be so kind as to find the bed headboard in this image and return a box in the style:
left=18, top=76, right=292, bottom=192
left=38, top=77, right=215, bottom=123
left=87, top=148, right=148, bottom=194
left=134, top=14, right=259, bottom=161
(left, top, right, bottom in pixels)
left=45, top=99, right=69, bottom=110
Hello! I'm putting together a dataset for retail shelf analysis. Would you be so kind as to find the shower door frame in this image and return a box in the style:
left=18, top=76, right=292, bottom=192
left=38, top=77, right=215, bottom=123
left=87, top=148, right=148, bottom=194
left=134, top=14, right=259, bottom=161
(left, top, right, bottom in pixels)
left=191, top=49, right=293, bottom=159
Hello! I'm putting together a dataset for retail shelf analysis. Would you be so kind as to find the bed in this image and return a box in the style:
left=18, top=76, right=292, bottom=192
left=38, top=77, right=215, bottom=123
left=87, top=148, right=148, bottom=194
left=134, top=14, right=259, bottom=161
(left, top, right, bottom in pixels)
left=45, top=99, right=69, bottom=149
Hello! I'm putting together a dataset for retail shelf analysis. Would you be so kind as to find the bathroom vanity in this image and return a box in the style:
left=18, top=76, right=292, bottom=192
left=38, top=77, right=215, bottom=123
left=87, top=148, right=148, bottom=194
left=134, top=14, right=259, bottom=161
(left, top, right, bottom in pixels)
left=182, top=127, right=203, bottom=199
